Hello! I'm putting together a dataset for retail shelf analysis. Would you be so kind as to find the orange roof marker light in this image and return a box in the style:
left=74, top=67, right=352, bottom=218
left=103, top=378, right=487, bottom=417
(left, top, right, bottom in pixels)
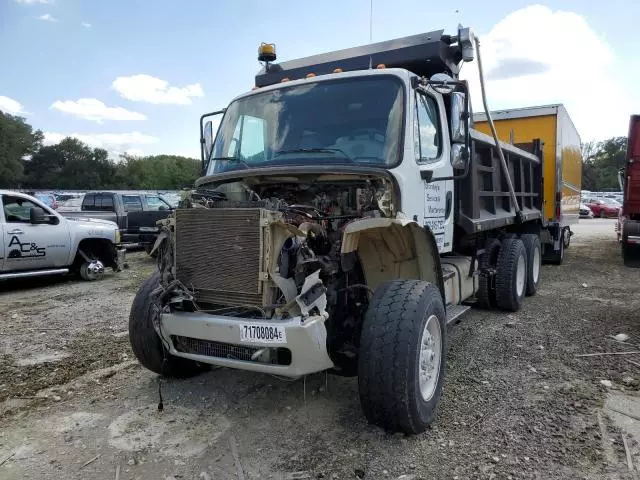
left=376, top=64, right=386, bottom=69
left=280, top=78, right=290, bottom=83
left=333, top=68, right=343, bottom=73
left=306, top=73, right=316, bottom=78
left=258, top=43, right=277, bottom=63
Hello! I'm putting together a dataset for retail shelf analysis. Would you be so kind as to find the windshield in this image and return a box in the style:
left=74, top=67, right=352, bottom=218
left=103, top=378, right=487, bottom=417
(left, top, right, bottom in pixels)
left=206, top=76, right=405, bottom=175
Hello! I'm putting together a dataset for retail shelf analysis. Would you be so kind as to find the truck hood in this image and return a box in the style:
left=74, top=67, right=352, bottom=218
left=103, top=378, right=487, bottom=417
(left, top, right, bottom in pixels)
left=66, top=216, right=119, bottom=229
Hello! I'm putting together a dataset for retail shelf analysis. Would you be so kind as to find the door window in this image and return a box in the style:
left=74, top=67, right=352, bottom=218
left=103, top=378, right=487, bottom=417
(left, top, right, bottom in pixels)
left=145, top=196, right=170, bottom=211
left=414, top=93, right=441, bottom=163
left=2, top=195, right=39, bottom=223
left=122, top=195, right=143, bottom=212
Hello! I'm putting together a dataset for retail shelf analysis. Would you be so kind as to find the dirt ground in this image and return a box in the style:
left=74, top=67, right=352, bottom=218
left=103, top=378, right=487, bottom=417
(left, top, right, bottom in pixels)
left=2, top=219, right=640, bottom=480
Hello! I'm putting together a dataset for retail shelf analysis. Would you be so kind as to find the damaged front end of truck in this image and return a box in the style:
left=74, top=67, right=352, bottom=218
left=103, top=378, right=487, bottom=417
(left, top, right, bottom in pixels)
left=142, top=167, right=426, bottom=377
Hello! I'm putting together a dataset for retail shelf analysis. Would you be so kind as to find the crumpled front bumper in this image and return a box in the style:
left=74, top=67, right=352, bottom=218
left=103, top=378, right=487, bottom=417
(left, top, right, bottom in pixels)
left=158, top=311, right=334, bottom=378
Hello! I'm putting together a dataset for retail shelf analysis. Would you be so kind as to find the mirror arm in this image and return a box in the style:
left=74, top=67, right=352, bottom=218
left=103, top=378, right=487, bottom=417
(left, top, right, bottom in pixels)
left=429, top=80, right=472, bottom=183
left=200, top=109, right=226, bottom=175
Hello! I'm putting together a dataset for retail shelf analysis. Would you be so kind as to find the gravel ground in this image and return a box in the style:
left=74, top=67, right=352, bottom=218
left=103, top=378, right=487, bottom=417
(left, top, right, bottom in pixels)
left=1, top=221, right=640, bottom=479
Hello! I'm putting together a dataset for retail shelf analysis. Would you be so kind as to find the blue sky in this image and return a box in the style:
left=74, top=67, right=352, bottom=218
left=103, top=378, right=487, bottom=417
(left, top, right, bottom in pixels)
left=1, top=0, right=638, bottom=159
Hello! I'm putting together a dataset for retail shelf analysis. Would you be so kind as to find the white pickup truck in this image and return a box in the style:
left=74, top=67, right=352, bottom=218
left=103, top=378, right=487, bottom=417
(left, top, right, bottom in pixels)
left=0, top=190, right=125, bottom=281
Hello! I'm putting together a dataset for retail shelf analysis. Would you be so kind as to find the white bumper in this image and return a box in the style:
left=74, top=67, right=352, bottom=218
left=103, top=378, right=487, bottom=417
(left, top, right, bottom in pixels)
left=159, top=311, right=334, bottom=377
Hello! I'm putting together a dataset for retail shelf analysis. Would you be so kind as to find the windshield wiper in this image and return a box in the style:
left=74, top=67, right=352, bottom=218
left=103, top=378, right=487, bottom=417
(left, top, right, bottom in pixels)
left=273, top=148, right=351, bottom=159
left=210, top=157, right=251, bottom=169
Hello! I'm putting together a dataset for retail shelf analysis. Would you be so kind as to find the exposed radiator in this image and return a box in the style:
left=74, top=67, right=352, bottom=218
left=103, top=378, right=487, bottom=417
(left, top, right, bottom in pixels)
left=174, top=208, right=272, bottom=306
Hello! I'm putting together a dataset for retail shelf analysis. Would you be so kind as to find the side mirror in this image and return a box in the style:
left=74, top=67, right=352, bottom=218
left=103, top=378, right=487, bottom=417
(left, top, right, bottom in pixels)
left=451, top=143, right=470, bottom=170
left=450, top=92, right=468, bottom=143
left=159, top=205, right=167, bottom=211
left=203, top=121, right=214, bottom=162
left=30, top=206, right=46, bottom=224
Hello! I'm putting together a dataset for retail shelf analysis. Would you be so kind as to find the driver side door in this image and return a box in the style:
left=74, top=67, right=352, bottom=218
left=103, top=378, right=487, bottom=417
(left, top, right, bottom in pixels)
left=1, top=194, right=70, bottom=272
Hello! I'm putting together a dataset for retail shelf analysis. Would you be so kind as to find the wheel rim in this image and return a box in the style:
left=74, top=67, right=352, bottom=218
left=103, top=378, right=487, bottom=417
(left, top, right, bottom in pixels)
left=418, top=314, right=442, bottom=401
left=516, top=253, right=526, bottom=297
left=532, top=245, right=541, bottom=284
left=85, top=260, right=105, bottom=280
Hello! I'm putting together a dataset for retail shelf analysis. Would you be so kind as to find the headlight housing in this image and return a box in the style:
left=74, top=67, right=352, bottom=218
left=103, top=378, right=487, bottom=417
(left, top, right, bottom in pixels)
left=115, top=229, right=121, bottom=244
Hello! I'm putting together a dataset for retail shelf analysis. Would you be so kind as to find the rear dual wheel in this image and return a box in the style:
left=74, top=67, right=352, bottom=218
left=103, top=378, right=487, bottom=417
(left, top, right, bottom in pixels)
left=495, top=238, right=527, bottom=311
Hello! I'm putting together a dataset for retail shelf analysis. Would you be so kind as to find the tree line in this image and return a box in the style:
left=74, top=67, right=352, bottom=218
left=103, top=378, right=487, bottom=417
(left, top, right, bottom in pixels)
left=581, top=137, right=627, bottom=192
left=0, top=111, right=201, bottom=190
left=0, top=109, right=630, bottom=192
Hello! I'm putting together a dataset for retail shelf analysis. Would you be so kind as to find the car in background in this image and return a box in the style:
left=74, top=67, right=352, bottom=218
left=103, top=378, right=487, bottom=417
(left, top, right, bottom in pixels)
left=33, top=192, right=59, bottom=210
left=57, top=194, right=85, bottom=213
left=159, top=192, right=181, bottom=208
left=584, top=197, right=621, bottom=218
left=579, top=203, right=593, bottom=218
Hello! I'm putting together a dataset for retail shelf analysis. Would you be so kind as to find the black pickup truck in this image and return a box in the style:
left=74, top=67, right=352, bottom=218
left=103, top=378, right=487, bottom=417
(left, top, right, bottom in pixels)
left=62, top=191, right=173, bottom=251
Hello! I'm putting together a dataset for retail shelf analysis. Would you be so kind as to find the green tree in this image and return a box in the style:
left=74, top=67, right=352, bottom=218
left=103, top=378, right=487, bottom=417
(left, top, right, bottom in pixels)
left=581, top=137, right=627, bottom=191
left=24, top=137, right=116, bottom=189
left=0, top=111, right=43, bottom=187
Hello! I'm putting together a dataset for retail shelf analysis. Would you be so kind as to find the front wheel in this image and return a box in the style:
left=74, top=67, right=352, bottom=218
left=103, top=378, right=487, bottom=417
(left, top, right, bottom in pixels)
left=129, top=271, right=205, bottom=378
left=600, top=210, right=607, bottom=218
left=80, top=260, right=105, bottom=281
left=358, top=280, right=446, bottom=434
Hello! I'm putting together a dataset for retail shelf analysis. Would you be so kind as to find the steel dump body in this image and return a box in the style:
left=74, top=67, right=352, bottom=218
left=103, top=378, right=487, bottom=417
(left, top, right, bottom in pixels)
left=456, top=129, right=543, bottom=234
left=474, top=105, right=582, bottom=227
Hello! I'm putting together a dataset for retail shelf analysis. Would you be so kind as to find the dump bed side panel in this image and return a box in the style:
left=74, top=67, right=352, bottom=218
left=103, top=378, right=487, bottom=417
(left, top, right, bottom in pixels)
left=556, top=105, right=582, bottom=226
left=474, top=112, right=557, bottom=222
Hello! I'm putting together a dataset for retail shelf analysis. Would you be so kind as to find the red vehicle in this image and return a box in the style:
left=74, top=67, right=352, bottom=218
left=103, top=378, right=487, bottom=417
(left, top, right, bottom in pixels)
left=584, top=197, right=620, bottom=218
left=618, top=115, right=640, bottom=266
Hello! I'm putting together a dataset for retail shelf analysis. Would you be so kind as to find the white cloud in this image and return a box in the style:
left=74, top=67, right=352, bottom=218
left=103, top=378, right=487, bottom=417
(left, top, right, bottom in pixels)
left=16, top=0, right=51, bottom=4
left=0, top=95, right=27, bottom=115
left=461, top=4, right=632, bottom=141
left=112, top=74, right=204, bottom=105
left=50, top=98, right=146, bottom=123
left=81, top=22, right=91, bottom=28
left=37, top=13, right=57, bottom=22
left=43, top=131, right=159, bottom=159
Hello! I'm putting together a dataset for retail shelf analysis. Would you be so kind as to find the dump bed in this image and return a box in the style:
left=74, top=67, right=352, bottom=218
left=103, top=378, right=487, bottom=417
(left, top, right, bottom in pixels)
left=474, top=105, right=582, bottom=227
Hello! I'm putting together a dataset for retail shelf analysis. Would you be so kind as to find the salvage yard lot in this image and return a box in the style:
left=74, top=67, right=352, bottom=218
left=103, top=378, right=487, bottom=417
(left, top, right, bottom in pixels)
left=2, top=219, right=640, bottom=479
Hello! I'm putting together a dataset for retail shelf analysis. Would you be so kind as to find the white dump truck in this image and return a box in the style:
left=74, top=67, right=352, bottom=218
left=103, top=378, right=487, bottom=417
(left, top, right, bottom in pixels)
left=129, top=26, right=577, bottom=433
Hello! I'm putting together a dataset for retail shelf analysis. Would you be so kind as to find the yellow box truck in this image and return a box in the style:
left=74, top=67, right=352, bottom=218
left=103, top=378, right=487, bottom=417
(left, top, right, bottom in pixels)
left=474, top=104, right=582, bottom=260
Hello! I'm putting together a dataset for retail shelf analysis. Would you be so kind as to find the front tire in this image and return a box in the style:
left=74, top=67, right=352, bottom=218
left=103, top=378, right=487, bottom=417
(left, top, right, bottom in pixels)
left=520, top=234, right=541, bottom=296
left=129, top=271, right=204, bottom=378
left=358, top=280, right=446, bottom=434
left=495, top=238, right=527, bottom=311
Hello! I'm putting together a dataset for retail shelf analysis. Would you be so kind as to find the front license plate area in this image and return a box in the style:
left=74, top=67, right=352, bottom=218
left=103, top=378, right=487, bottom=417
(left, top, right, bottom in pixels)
left=239, top=324, right=287, bottom=344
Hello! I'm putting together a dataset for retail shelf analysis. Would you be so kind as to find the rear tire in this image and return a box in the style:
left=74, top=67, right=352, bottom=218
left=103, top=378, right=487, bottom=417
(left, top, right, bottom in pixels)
left=520, top=234, right=541, bottom=296
left=623, top=243, right=640, bottom=268
left=495, top=238, right=527, bottom=312
left=129, top=271, right=204, bottom=378
left=563, top=228, right=571, bottom=249
left=476, top=239, right=500, bottom=309
left=358, top=280, right=446, bottom=434
left=544, top=230, right=565, bottom=265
